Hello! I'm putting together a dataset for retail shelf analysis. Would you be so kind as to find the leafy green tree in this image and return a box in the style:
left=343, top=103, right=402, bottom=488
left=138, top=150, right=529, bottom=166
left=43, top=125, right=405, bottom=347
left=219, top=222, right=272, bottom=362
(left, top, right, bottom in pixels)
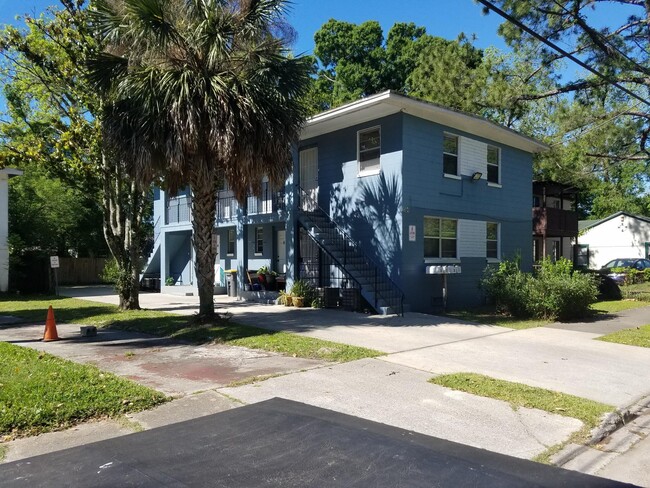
left=9, top=166, right=106, bottom=257
left=90, top=0, right=311, bottom=319
left=0, top=1, right=149, bottom=308
left=311, top=20, right=431, bottom=110
left=484, top=0, right=650, bottom=216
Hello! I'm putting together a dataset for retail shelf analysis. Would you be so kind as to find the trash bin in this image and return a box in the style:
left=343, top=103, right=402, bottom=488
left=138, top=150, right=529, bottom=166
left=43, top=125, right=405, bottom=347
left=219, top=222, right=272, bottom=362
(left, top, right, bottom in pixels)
left=226, top=270, right=238, bottom=297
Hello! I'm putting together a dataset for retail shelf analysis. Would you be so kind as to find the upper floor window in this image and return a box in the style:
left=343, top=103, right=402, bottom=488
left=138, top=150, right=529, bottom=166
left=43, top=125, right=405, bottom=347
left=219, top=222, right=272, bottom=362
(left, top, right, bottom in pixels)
left=227, top=228, right=235, bottom=255
left=358, top=127, right=381, bottom=175
left=424, top=217, right=457, bottom=259
left=255, top=227, right=264, bottom=255
left=487, top=145, right=500, bottom=184
left=487, top=222, right=499, bottom=259
left=443, top=134, right=459, bottom=176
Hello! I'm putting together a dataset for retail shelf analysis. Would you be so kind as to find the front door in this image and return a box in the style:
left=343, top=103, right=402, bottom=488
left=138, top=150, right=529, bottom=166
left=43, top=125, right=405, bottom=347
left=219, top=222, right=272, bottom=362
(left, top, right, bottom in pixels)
left=276, top=230, right=286, bottom=273
left=300, top=147, right=318, bottom=211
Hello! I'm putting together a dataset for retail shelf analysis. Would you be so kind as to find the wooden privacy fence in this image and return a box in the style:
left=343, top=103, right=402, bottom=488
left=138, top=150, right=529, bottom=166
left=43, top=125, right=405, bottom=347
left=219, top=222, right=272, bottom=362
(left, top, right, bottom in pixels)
left=58, top=257, right=108, bottom=285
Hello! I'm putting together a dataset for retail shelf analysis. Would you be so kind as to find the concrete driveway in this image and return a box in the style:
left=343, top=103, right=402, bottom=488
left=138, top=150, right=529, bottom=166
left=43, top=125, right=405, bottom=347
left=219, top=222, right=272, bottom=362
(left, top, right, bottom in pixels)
left=62, top=286, right=650, bottom=407
left=35, top=287, right=649, bottom=466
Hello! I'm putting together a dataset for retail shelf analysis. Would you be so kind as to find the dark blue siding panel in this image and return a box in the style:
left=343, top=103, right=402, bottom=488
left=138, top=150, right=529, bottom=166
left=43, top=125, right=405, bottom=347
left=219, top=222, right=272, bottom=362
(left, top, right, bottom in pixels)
left=299, top=114, right=404, bottom=281
left=401, top=114, right=533, bottom=310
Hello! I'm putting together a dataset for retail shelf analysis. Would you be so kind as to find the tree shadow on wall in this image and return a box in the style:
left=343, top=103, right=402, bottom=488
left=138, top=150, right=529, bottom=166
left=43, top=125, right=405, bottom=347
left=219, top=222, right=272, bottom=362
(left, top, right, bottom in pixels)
left=330, top=173, right=402, bottom=281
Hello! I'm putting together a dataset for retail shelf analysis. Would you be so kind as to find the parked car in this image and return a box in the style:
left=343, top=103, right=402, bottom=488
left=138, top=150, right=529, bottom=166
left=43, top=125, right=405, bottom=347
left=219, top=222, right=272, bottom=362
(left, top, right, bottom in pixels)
left=599, top=258, right=650, bottom=284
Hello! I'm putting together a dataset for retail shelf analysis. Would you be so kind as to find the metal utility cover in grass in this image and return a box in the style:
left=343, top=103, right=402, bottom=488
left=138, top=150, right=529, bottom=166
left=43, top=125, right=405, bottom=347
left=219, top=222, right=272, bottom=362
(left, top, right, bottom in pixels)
left=0, top=398, right=631, bottom=487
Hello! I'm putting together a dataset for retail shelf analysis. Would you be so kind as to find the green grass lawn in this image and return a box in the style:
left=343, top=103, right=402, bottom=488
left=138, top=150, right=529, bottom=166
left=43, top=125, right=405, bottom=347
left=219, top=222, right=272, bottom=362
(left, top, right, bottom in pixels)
left=590, top=299, right=650, bottom=314
left=429, top=373, right=613, bottom=429
left=0, top=342, right=167, bottom=438
left=444, top=308, right=551, bottom=330
left=0, top=295, right=383, bottom=362
left=598, top=324, right=650, bottom=348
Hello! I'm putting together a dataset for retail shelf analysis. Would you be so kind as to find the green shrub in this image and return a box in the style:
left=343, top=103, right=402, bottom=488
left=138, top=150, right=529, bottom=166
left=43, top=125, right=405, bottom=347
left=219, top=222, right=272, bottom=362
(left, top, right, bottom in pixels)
left=289, top=279, right=317, bottom=303
left=644, top=269, right=650, bottom=282
left=480, top=258, right=597, bottom=321
left=480, top=258, right=532, bottom=317
left=101, top=258, right=120, bottom=284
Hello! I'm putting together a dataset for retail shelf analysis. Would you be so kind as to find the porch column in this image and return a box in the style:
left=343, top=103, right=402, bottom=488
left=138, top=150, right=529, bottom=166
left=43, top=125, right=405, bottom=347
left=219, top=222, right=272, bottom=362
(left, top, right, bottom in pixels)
left=236, top=205, right=248, bottom=296
left=285, top=149, right=298, bottom=290
left=160, top=231, right=168, bottom=289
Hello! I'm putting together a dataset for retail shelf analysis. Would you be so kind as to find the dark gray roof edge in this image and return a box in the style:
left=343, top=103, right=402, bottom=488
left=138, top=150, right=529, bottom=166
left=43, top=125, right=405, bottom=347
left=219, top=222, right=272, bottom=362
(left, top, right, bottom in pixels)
left=579, top=211, right=650, bottom=231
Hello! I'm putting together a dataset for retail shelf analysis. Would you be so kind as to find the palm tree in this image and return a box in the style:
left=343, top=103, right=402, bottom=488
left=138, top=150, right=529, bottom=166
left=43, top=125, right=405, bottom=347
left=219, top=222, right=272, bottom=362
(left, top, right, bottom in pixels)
left=89, top=0, right=311, bottom=319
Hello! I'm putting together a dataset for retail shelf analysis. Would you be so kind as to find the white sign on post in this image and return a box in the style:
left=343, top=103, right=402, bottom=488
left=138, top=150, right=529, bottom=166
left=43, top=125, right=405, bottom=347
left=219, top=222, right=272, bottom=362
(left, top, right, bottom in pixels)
left=50, top=256, right=60, bottom=268
left=409, top=225, right=416, bottom=242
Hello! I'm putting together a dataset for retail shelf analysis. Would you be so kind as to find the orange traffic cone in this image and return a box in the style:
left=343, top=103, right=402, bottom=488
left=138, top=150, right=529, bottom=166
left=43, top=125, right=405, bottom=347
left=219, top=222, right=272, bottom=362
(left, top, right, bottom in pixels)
left=43, top=305, right=60, bottom=342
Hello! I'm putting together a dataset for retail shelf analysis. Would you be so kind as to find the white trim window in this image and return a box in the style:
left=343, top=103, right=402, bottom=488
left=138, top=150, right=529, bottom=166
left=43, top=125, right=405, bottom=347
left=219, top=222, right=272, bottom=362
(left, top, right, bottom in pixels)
left=358, top=126, right=381, bottom=175
left=487, top=145, right=500, bottom=184
left=255, top=226, right=264, bottom=255
left=486, top=222, right=499, bottom=259
left=443, top=134, right=459, bottom=176
left=424, top=217, right=457, bottom=259
left=227, top=228, right=235, bottom=255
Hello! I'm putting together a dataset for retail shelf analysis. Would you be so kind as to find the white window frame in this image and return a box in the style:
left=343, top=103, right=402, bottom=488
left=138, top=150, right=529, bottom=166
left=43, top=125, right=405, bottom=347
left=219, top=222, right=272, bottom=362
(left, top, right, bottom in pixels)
left=424, top=216, right=458, bottom=259
left=487, top=145, right=501, bottom=186
left=254, top=226, right=264, bottom=255
left=357, top=126, right=381, bottom=176
left=227, top=228, right=235, bottom=256
left=443, top=133, right=460, bottom=178
left=486, top=222, right=500, bottom=261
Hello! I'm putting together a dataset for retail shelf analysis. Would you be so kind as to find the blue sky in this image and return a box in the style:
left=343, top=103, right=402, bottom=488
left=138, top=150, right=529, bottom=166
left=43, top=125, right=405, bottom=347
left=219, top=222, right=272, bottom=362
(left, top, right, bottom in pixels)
left=0, top=0, right=509, bottom=53
left=0, top=1, right=637, bottom=79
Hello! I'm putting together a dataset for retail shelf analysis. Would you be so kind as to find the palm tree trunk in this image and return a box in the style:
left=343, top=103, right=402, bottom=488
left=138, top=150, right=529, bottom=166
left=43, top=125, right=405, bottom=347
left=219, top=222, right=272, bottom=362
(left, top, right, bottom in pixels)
left=191, top=173, right=219, bottom=320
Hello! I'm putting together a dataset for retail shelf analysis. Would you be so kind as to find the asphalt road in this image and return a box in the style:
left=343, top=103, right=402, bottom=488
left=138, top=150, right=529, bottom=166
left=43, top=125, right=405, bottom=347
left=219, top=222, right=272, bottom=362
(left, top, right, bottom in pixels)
left=0, top=399, right=635, bottom=488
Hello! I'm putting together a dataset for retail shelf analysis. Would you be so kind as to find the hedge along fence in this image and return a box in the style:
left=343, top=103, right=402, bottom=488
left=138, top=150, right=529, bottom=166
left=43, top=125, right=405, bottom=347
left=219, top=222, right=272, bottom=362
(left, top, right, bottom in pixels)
left=58, top=257, right=108, bottom=285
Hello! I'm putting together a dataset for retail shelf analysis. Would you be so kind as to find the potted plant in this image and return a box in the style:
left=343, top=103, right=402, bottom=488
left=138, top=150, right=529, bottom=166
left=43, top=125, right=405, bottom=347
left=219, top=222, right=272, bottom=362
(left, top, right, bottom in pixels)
left=257, top=265, right=277, bottom=290
left=278, top=290, right=293, bottom=306
left=289, top=280, right=315, bottom=308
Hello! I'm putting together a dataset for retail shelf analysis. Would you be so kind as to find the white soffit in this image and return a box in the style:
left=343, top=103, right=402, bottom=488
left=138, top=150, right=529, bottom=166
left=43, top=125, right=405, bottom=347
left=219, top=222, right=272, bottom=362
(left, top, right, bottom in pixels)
left=301, top=91, right=548, bottom=154
left=0, top=168, right=23, bottom=178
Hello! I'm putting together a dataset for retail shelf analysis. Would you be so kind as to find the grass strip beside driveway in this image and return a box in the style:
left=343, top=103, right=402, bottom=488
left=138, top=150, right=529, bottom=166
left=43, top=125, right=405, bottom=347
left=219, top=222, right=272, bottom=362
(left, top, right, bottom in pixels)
left=597, top=324, right=650, bottom=348
left=590, top=299, right=650, bottom=314
left=444, top=308, right=550, bottom=330
left=429, top=373, right=613, bottom=428
left=0, top=295, right=383, bottom=362
left=0, top=342, right=167, bottom=438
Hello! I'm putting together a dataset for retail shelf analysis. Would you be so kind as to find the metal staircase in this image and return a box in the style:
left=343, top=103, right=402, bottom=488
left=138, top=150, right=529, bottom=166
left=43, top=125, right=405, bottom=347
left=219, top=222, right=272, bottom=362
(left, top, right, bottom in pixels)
left=297, top=187, right=405, bottom=316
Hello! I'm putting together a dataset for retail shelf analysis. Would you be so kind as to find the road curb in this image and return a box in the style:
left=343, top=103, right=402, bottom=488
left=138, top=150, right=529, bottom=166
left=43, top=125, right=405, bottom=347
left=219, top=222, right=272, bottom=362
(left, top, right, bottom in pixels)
left=589, top=392, right=650, bottom=445
left=553, top=392, right=650, bottom=468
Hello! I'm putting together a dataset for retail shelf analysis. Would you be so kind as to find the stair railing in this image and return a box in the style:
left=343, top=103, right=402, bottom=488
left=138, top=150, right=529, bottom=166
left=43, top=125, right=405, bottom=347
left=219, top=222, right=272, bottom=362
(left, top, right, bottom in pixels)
left=297, top=186, right=405, bottom=315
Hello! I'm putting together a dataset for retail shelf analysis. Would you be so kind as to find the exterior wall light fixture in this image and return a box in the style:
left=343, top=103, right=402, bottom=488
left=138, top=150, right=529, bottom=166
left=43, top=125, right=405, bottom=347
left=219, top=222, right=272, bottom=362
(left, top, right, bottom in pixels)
left=471, top=172, right=483, bottom=181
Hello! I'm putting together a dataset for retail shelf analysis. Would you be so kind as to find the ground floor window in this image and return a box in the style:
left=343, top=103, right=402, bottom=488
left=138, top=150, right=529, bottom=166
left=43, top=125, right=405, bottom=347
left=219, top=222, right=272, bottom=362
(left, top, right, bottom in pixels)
left=486, top=222, right=498, bottom=259
left=424, top=217, right=457, bottom=258
left=255, top=227, right=264, bottom=255
left=227, top=229, right=235, bottom=255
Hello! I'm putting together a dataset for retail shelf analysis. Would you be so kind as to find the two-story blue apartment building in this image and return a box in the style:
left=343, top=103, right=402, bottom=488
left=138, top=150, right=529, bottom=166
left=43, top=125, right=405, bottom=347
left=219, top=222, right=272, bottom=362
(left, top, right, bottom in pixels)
left=143, top=91, right=547, bottom=314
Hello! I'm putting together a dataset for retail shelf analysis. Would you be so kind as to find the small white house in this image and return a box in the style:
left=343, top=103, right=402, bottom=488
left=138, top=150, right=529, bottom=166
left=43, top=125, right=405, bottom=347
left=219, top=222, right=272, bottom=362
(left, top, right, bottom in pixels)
left=577, top=211, right=650, bottom=269
left=0, top=168, right=23, bottom=292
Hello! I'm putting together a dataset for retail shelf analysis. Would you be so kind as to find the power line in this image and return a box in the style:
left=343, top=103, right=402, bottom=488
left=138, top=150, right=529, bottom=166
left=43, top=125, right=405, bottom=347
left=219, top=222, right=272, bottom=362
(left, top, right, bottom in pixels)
left=475, top=0, right=650, bottom=108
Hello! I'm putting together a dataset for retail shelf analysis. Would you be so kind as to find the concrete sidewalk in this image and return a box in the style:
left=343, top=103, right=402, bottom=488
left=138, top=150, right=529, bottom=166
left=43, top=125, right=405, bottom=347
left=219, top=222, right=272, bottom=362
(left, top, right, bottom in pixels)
left=4, top=287, right=650, bottom=485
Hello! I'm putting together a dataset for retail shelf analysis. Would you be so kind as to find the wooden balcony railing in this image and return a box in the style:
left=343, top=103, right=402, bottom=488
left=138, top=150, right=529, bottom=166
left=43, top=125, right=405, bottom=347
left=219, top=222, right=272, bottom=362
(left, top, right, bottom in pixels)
left=532, top=207, right=578, bottom=237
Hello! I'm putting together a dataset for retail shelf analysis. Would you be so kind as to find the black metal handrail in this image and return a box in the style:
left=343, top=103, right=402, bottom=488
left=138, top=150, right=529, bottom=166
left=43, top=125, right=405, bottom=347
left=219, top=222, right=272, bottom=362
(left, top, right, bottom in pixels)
left=297, top=186, right=405, bottom=315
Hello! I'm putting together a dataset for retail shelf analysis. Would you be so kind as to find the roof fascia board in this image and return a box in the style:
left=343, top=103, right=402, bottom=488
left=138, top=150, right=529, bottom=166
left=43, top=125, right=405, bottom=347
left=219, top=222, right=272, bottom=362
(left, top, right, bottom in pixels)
left=302, top=91, right=548, bottom=154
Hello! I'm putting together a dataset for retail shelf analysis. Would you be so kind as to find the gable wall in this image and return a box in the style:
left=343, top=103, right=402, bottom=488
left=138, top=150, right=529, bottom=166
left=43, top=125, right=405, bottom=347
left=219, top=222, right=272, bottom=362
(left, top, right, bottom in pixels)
left=580, top=215, right=650, bottom=268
